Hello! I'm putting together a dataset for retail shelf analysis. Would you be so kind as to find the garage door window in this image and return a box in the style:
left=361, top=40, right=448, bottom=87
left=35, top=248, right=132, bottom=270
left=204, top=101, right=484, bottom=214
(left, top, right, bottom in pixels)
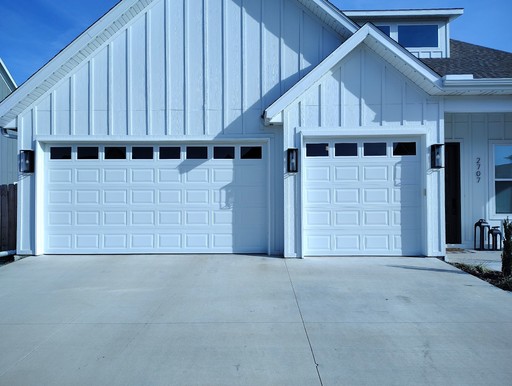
left=77, top=147, right=99, bottom=160
left=159, top=147, right=181, bottom=159
left=393, top=142, right=416, bottom=156
left=132, top=147, right=154, bottom=160
left=364, top=143, right=386, bottom=156
left=50, top=147, right=72, bottom=160
left=214, top=147, right=235, bottom=159
left=105, top=147, right=126, bottom=160
left=187, top=146, right=208, bottom=159
left=241, top=146, right=262, bottom=159
left=306, top=144, right=329, bottom=157
left=335, top=143, right=357, bottom=157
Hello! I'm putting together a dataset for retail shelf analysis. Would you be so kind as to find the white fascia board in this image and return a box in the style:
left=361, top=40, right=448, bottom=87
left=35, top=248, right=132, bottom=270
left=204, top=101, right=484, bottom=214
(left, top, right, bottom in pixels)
left=311, top=0, right=359, bottom=33
left=264, top=23, right=442, bottom=125
left=344, top=8, right=464, bottom=20
left=0, top=58, right=17, bottom=90
left=440, top=78, right=512, bottom=95
left=0, top=0, right=149, bottom=127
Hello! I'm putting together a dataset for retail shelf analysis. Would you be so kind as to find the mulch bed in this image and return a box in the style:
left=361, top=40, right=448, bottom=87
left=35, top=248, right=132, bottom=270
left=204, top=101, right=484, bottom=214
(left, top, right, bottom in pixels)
left=450, top=262, right=512, bottom=291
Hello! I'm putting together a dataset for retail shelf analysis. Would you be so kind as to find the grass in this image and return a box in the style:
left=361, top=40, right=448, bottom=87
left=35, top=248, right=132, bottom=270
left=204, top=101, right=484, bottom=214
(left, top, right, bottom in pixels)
left=450, top=262, right=512, bottom=291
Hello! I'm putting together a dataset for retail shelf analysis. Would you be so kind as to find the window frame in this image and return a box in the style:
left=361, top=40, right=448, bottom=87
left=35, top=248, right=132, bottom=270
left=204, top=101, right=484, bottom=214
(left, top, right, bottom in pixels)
left=490, top=142, right=512, bottom=217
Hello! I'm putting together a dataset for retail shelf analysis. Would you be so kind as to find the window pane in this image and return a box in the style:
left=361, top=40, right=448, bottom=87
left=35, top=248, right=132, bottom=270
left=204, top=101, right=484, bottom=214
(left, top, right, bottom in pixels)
left=159, top=147, right=181, bottom=159
left=398, top=25, right=438, bottom=47
left=393, top=142, right=416, bottom=156
left=306, top=143, right=329, bottom=157
left=186, top=146, right=208, bottom=159
left=132, top=147, right=153, bottom=160
left=105, top=147, right=126, bottom=160
left=495, top=145, right=512, bottom=178
left=335, top=143, right=357, bottom=157
left=364, top=143, right=386, bottom=156
left=241, top=146, right=262, bottom=159
left=50, top=147, right=72, bottom=160
left=377, top=25, right=390, bottom=36
left=214, top=146, right=235, bottom=159
left=496, top=181, right=512, bottom=213
left=77, top=147, right=99, bottom=160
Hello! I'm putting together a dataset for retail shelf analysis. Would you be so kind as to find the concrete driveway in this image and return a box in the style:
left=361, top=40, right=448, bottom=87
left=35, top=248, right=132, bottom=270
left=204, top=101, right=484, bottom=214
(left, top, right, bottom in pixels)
left=0, top=255, right=511, bottom=386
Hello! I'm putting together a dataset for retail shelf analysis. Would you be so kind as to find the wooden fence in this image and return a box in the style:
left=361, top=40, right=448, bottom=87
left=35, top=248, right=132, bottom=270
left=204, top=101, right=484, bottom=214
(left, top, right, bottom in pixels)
left=0, top=184, right=17, bottom=251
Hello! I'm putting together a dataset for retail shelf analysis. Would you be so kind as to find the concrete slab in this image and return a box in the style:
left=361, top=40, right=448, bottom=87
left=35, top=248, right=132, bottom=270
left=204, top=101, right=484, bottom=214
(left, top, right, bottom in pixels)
left=1, top=254, right=512, bottom=385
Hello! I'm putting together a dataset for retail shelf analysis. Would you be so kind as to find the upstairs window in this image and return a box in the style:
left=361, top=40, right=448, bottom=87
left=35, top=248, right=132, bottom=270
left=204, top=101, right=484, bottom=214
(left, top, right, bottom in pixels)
left=398, top=25, right=438, bottom=48
left=377, top=25, right=391, bottom=36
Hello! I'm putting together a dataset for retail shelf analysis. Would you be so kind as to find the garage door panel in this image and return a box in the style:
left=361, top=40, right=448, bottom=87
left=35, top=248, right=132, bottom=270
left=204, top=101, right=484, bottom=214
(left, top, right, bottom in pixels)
left=363, top=166, right=388, bottom=181
left=45, top=143, right=268, bottom=254
left=335, top=189, right=359, bottom=204
left=304, top=139, right=422, bottom=256
left=335, top=166, right=358, bottom=181
left=77, top=169, right=100, bottom=183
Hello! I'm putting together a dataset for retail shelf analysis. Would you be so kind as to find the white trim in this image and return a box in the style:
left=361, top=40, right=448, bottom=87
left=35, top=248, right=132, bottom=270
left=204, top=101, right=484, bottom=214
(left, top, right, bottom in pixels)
left=300, top=127, right=429, bottom=138
left=344, top=9, right=464, bottom=20
left=0, top=58, right=17, bottom=89
left=35, top=135, right=273, bottom=143
left=488, top=141, right=512, bottom=220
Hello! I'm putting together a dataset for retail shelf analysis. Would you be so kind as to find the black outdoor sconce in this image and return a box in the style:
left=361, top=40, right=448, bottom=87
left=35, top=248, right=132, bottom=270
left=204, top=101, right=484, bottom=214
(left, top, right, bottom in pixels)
left=287, top=148, right=299, bottom=173
left=431, top=144, right=444, bottom=169
left=19, top=150, right=35, bottom=173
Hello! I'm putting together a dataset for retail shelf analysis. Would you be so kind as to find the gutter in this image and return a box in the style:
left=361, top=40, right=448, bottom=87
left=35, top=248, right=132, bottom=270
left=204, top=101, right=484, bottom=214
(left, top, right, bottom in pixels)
left=441, top=75, right=512, bottom=93
left=1, top=127, right=17, bottom=139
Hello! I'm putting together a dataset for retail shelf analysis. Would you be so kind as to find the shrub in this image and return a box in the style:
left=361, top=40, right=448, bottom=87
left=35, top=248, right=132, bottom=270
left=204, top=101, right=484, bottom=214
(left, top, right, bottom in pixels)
left=502, top=219, right=512, bottom=277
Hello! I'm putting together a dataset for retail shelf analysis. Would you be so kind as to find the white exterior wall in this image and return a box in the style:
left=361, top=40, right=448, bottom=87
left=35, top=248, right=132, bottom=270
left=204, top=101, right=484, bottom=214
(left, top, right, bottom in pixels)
left=15, top=0, right=344, bottom=255
left=281, top=44, right=444, bottom=257
left=445, top=112, right=512, bottom=247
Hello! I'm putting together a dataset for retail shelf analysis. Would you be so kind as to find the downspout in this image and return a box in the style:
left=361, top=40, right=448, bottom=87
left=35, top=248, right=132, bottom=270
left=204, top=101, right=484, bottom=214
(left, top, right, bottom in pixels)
left=0, top=250, right=16, bottom=258
left=1, top=127, right=17, bottom=139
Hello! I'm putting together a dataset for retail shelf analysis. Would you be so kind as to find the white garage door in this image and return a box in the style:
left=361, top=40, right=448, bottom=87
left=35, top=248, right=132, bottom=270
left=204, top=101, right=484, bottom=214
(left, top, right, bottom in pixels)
left=45, top=144, right=268, bottom=254
left=303, top=139, right=422, bottom=256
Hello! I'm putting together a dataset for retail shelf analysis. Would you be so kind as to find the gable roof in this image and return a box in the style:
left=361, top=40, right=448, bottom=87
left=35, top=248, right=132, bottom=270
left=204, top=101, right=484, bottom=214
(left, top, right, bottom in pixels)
left=422, top=40, right=512, bottom=79
left=264, top=23, right=443, bottom=125
left=0, top=0, right=358, bottom=128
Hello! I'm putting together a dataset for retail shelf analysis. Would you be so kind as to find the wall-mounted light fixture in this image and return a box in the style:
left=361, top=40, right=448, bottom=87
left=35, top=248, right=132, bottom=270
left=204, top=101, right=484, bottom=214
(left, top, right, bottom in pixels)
left=431, top=144, right=444, bottom=169
left=287, top=148, right=299, bottom=173
left=19, top=150, right=35, bottom=173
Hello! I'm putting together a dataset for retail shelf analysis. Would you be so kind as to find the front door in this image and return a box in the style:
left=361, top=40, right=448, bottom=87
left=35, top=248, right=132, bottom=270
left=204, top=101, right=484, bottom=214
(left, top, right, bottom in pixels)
left=445, top=143, right=462, bottom=244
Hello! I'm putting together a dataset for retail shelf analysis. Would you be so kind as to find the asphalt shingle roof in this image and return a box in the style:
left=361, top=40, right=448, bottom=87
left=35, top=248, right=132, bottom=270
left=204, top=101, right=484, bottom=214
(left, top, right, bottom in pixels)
left=421, top=40, right=512, bottom=79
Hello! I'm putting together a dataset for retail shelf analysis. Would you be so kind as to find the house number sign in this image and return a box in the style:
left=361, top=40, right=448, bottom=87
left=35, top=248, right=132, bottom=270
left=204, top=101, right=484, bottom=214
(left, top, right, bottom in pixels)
left=476, top=157, right=482, bottom=183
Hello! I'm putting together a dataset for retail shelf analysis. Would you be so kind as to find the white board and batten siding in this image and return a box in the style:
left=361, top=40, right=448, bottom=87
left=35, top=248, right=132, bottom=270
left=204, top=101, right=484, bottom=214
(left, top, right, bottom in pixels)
left=0, top=61, right=16, bottom=185
left=445, top=112, right=512, bottom=248
left=282, top=44, right=445, bottom=257
left=16, top=0, right=346, bottom=255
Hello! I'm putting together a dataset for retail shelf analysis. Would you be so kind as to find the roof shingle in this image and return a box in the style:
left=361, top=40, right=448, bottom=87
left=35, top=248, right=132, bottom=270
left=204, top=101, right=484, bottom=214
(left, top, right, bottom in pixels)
left=421, top=40, right=512, bottom=79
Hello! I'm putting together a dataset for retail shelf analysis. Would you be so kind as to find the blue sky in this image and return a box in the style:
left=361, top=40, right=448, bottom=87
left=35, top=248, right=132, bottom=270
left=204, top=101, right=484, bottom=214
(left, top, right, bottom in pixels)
left=0, top=0, right=511, bottom=85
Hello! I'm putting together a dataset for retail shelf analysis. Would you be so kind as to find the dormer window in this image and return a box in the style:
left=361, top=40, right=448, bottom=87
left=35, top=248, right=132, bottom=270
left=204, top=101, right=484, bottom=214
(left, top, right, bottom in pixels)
left=398, top=25, right=438, bottom=48
left=377, top=25, right=391, bottom=36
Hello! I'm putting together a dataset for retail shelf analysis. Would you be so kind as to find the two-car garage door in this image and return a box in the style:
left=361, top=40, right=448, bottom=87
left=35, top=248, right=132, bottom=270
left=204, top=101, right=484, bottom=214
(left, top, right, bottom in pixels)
left=303, top=138, right=423, bottom=256
left=45, top=144, right=268, bottom=254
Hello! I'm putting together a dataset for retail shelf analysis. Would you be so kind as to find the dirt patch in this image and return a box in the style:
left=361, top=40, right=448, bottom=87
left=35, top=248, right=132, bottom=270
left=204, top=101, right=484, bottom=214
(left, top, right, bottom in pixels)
left=450, top=262, right=512, bottom=291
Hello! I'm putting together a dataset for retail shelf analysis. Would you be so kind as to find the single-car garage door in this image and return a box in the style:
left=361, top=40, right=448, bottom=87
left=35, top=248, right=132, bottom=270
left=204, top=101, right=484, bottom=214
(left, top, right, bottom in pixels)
left=45, top=144, right=268, bottom=254
left=303, top=138, right=422, bottom=256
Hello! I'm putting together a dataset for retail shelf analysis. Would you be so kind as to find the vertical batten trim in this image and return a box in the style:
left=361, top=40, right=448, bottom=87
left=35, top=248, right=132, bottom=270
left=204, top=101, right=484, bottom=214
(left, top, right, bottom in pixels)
left=146, top=11, right=152, bottom=135
left=50, top=91, right=55, bottom=136
left=107, top=44, right=113, bottom=135
left=241, top=0, right=245, bottom=134
left=299, top=10, right=304, bottom=78
left=183, top=0, right=188, bottom=135
left=339, top=66, right=344, bottom=127
left=164, top=0, right=171, bottom=136
left=318, top=83, right=322, bottom=127
left=381, top=65, right=386, bottom=127
left=70, top=76, right=75, bottom=135
left=259, top=0, right=264, bottom=113
left=279, top=0, right=283, bottom=94
left=126, top=28, right=132, bottom=136
left=203, top=0, right=208, bottom=135
left=401, top=80, right=406, bottom=126
left=221, top=0, right=227, bottom=134
left=88, top=60, right=93, bottom=135
left=359, top=48, right=364, bottom=127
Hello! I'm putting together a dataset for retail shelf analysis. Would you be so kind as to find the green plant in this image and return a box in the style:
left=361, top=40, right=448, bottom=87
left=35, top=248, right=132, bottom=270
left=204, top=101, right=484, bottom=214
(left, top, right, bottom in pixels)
left=502, top=218, right=512, bottom=277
